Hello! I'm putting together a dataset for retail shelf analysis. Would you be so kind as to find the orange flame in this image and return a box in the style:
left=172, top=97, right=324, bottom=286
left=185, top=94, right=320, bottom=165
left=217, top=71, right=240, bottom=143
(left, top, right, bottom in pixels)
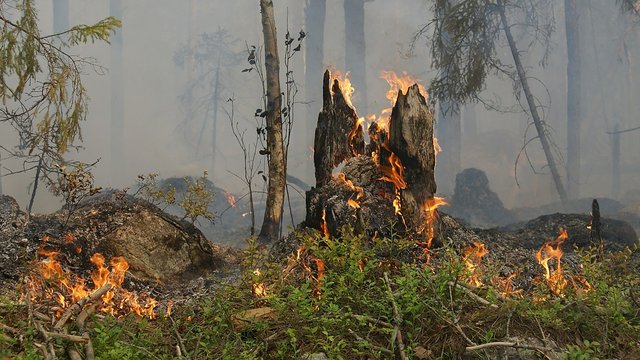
left=536, top=229, right=568, bottom=296
left=320, top=209, right=330, bottom=238
left=420, top=197, right=448, bottom=253
left=336, top=173, right=364, bottom=209
left=29, top=250, right=157, bottom=319
left=463, top=241, right=488, bottom=287
left=370, top=71, right=429, bottom=131
left=330, top=70, right=355, bottom=109
left=252, top=269, right=268, bottom=298
left=491, top=273, right=523, bottom=298
left=224, top=192, right=236, bottom=208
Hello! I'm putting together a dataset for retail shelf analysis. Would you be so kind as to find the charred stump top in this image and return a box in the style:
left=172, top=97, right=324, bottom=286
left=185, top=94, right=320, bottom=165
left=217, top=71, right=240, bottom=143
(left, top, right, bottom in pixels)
left=314, top=70, right=365, bottom=187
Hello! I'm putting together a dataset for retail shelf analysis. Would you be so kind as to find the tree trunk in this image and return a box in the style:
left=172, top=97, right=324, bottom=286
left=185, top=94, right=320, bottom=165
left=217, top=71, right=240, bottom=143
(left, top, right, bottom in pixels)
left=498, top=0, right=568, bottom=206
left=611, top=123, right=620, bottom=198
left=110, top=0, right=124, bottom=178
left=304, top=0, right=326, bottom=180
left=463, top=102, right=477, bottom=138
left=344, top=0, right=368, bottom=114
left=211, top=58, right=221, bottom=173
left=565, top=0, right=581, bottom=199
left=258, top=0, right=286, bottom=244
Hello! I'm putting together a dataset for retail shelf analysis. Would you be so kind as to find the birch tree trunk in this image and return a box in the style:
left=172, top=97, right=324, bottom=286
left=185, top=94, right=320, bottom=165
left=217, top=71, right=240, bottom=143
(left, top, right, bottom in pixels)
left=258, top=0, right=286, bottom=244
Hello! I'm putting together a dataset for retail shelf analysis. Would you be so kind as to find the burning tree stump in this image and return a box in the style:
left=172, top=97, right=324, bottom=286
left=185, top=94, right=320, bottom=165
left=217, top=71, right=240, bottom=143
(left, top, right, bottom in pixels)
left=314, top=70, right=365, bottom=187
left=306, top=71, right=438, bottom=240
left=388, top=84, right=437, bottom=229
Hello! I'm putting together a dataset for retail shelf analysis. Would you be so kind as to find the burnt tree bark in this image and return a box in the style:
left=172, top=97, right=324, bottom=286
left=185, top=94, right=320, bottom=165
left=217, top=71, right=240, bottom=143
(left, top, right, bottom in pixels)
left=258, top=0, right=286, bottom=244
left=389, top=85, right=437, bottom=228
left=313, top=70, right=365, bottom=187
left=307, top=77, right=436, bottom=239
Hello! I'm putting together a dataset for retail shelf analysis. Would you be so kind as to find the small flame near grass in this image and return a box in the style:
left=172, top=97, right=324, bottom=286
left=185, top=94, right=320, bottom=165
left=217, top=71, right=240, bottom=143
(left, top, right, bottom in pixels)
left=26, top=248, right=158, bottom=319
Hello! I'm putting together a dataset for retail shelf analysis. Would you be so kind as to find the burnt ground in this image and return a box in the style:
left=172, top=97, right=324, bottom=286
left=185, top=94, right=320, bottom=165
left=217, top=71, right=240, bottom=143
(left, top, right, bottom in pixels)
left=1, top=192, right=639, bottom=307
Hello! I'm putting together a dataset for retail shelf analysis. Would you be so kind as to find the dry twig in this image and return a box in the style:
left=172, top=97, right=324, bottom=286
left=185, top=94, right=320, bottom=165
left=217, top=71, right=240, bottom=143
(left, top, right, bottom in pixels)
left=448, top=281, right=498, bottom=308
left=54, top=283, right=111, bottom=330
left=383, top=272, right=409, bottom=360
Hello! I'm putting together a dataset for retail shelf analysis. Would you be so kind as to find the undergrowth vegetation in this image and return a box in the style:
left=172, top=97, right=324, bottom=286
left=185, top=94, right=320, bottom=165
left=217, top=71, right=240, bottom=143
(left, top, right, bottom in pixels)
left=1, top=228, right=640, bottom=359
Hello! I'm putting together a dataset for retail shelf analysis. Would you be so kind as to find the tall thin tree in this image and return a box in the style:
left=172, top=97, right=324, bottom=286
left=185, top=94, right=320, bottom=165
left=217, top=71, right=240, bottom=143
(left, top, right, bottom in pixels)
left=258, top=0, right=286, bottom=244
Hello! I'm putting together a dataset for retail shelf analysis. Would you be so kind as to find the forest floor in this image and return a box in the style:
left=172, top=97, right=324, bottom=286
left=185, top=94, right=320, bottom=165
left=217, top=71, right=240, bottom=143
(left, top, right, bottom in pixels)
left=2, top=217, right=640, bottom=359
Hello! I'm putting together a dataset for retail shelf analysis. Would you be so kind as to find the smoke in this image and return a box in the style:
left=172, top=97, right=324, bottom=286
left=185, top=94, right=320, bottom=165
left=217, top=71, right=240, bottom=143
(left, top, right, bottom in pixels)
left=1, top=0, right=639, bottom=219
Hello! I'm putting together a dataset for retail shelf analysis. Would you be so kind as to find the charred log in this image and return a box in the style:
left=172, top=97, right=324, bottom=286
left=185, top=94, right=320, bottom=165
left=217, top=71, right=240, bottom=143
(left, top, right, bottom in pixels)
left=314, top=70, right=365, bottom=187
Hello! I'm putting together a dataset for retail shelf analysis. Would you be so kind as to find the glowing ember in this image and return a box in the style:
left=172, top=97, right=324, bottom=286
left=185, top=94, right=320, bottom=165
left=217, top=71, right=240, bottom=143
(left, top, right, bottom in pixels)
left=224, top=192, right=236, bottom=208
left=28, top=250, right=157, bottom=319
left=462, top=241, right=488, bottom=287
left=536, top=228, right=569, bottom=296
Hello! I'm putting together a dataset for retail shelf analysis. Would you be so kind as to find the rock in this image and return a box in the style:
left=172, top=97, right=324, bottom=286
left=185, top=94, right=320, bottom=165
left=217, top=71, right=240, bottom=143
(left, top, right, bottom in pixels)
left=300, top=353, right=329, bottom=360
left=0, top=195, right=25, bottom=229
left=231, top=307, right=277, bottom=332
left=71, top=192, right=227, bottom=283
left=445, top=168, right=516, bottom=228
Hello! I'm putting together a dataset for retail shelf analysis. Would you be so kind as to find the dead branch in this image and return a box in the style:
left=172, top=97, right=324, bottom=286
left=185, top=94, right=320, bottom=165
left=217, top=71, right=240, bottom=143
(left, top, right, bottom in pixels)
left=54, top=283, right=111, bottom=330
left=350, top=313, right=393, bottom=328
left=465, top=341, right=553, bottom=353
left=170, top=315, right=190, bottom=360
left=35, top=322, right=57, bottom=360
left=42, top=330, right=89, bottom=343
left=0, top=322, right=20, bottom=335
left=448, top=281, right=499, bottom=308
left=383, top=272, right=409, bottom=360
left=348, top=328, right=394, bottom=355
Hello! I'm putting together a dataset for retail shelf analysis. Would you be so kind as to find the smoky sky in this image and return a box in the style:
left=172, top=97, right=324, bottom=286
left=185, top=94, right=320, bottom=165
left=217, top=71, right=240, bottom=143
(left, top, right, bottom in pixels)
left=1, top=0, right=639, bottom=214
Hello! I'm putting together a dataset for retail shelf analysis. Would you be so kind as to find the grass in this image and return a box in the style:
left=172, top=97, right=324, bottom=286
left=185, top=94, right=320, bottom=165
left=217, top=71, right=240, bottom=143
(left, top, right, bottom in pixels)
left=1, top=227, right=640, bottom=359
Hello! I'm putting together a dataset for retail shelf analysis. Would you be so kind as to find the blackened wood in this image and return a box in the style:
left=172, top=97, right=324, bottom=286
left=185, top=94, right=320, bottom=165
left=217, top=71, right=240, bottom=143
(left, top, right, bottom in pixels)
left=388, top=84, right=437, bottom=227
left=313, top=70, right=365, bottom=187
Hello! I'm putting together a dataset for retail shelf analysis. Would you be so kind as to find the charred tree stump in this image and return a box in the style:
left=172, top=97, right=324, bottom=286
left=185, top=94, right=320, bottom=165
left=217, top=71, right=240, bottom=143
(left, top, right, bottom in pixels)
left=388, top=85, right=437, bottom=229
left=307, top=73, right=438, bottom=240
left=314, top=70, right=365, bottom=188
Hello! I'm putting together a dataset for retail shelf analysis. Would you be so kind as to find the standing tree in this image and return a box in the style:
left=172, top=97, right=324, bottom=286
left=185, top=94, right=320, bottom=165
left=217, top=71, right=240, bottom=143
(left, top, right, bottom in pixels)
left=174, top=28, right=241, bottom=172
left=0, top=0, right=120, bottom=213
left=422, top=0, right=568, bottom=205
left=258, top=0, right=286, bottom=244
